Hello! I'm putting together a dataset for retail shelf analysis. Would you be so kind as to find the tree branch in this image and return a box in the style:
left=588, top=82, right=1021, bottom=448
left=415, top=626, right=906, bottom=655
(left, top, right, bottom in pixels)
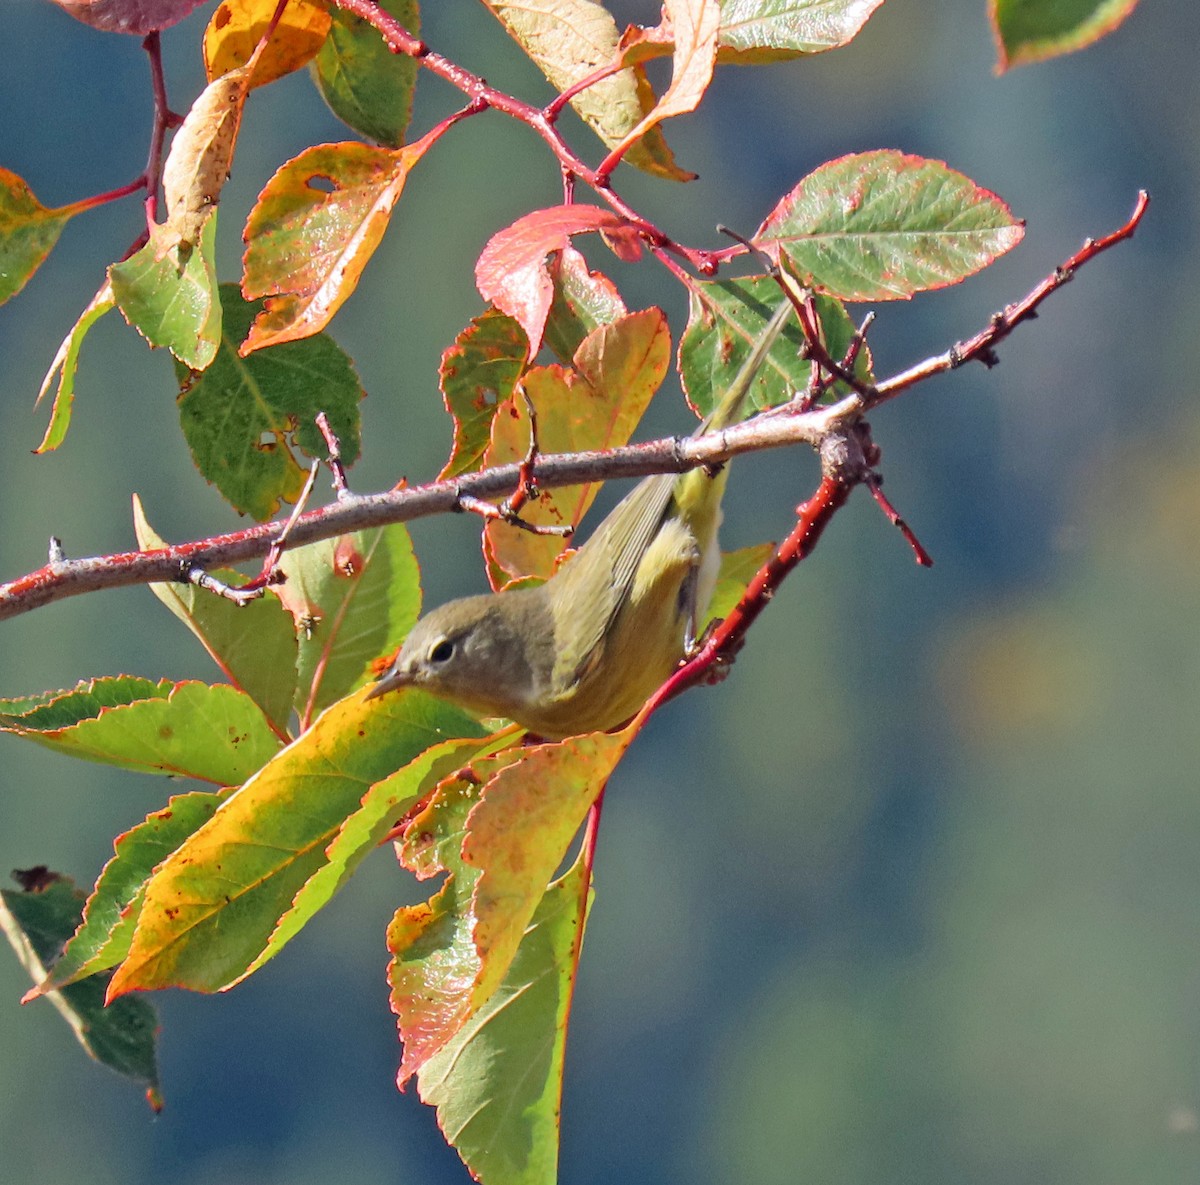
left=0, top=193, right=1147, bottom=623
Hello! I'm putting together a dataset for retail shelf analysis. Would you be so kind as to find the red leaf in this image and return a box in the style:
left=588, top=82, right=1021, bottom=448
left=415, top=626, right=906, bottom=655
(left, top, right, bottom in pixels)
left=475, top=205, right=639, bottom=355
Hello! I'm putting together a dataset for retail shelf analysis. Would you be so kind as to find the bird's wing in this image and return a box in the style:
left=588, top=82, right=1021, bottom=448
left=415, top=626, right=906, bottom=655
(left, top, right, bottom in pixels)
left=549, top=471, right=679, bottom=689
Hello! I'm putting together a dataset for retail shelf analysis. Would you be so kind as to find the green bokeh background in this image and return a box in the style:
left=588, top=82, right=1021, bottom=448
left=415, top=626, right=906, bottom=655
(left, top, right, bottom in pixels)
left=3, top=2, right=1199, bottom=1183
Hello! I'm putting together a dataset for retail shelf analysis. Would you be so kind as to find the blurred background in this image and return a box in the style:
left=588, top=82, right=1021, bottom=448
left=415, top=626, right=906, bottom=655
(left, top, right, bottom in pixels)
left=3, top=1, right=1199, bottom=1182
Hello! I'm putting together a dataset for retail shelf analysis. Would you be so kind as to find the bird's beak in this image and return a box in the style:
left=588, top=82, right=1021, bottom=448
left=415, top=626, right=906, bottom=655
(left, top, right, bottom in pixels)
left=364, top=666, right=409, bottom=702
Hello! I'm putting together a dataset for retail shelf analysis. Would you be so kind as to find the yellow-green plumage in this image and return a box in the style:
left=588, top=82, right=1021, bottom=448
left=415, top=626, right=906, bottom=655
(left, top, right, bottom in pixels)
left=367, top=301, right=793, bottom=738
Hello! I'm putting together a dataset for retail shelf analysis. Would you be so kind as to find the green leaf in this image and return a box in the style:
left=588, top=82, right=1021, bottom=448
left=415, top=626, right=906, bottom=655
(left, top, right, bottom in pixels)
left=0, top=678, right=281, bottom=785
left=277, top=524, right=422, bottom=728
left=0, top=675, right=169, bottom=729
left=110, top=211, right=221, bottom=368
left=132, top=496, right=298, bottom=737
left=755, top=151, right=1025, bottom=301
left=34, top=280, right=116, bottom=453
left=707, top=541, right=775, bottom=622
left=36, top=790, right=233, bottom=992
left=175, top=283, right=364, bottom=520
left=241, top=136, right=436, bottom=352
left=0, top=871, right=160, bottom=1104
left=0, top=167, right=74, bottom=304
left=108, top=688, right=487, bottom=997
left=311, top=0, right=420, bottom=146
left=438, top=310, right=529, bottom=481
left=543, top=245, right=627, bottom=365
left=991, top=0, right=1140, bottom=70
left=679, top=276, right=815, bottom=418
left=717, top=0, right=887, bottom=61
left=254, top=731, right=510, bottom=982
left=419, top=856, right=590, bottom=1185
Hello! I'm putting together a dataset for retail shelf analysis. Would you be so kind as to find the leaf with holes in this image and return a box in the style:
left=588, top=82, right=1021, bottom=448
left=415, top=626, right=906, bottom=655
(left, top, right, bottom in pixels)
left=241, top=133, right=438, bottom=353
left=754, top=151, right=1024, bottom=302
left=438, top=310, right=530, bottom=481
left=175, top=284, right=363, bottom=520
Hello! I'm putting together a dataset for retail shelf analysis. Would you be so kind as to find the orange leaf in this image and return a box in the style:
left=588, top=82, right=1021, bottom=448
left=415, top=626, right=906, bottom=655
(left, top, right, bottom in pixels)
left=204, top=0, right=333, bottom=90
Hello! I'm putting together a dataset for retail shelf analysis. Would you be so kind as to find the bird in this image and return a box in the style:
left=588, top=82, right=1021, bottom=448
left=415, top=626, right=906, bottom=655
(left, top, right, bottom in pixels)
left=366, top=298, right=794, bottom=739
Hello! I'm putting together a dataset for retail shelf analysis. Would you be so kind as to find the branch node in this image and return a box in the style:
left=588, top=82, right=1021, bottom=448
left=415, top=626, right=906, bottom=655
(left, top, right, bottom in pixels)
left=48, top=537, right=65, bottom=565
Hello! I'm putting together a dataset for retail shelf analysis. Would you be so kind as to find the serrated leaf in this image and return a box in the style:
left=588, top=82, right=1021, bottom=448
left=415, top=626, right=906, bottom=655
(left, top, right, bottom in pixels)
left=419, top=856, right=590, bottom=1185
left=34, top=279, right=116, bottom=453
left=108, top=688, right=487, bottom=997
left=50, top=0, right=206, bottom=34
left=480, top=0, right=694, bottom=182
left=717, top=0, right=887, bottom=61
left=0, top=678, right=281, bottom=785
left=0, top=872, right=159, bottom=1102
left=543, top=244, right=628, bottom=364
left=241, top=133, right=438, bottom=352
left=277, top=524, right=422, bottom=728
left=482, top=307, right=671, bottom=586
left=312, top=0, right=420, bottom=146
left=438, top=310, right=530, bottom=481
left=754, top=151, right=1025, bottom=302
left=0, top=167, right=75, bottom=305
left=204, top=0, right=331, bottom=89
left=175, top=283, right=364, bottom=520
left=34, top=790, right=233, bottom=992
left=133, top=496, right=298, bottom=736
left=990, top=0, right=1140, bottom=71
left=0, top=675, right=170, bottom=727
left=110, top=212, right=221, bottom=368
left=681, top=275, right=868, bottom=416
left=476, top=205, right=641, bottom=356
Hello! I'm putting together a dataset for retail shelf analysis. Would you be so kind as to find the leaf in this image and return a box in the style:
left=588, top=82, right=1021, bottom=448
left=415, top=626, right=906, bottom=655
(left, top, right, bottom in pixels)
left=277, top=524, right=422, bottom=728
left=479, top=0, right=694, bottom=181
left=34, top=279, right=116, bottom=453
left=754, top=151, right=1025, bottom=302
left=203, top=0, right=332, bottom=89
left=707, top=541, right=776, bottom=621
left=49, top=0, right=206, bottom=35
left=110, top=211, right=221, bottom=368
left=132, top=496, right=298, bottom=737
left=0, top=677, right=281, bottom=786
left=476, top=205, right=641, bottom=357
left=716, top=0, right=888, bottom=61
left=175, top=283, right=364, bottom=521
left=257, top=731, right=511, bottom=983
left=240, top=134, right=438, bottom=353
left=990, top=0, right=1140, bottom=71
left=312, top=0, right=420, bottom=147
left=463, top=731, right=629, bottom=1009
left=680, top=275, right=870, bottom=417
left=32, top=790, right=234, bottom=993
left=161, top=64, right=253, bottom=246
left=108, top=688, right=487, bottom=997
left=608, top=0, right=720, bottom=160
left=543, top=244, right=628, bottom=365
left=0, top=871, right=160, bottom=1106
left=0, top=167, right=75, bottom=305
left=482, top=307, right=671, bottom=585
left=438, top=310, right=530, bottom=481
left=419, top=856, right=590, bottom=1185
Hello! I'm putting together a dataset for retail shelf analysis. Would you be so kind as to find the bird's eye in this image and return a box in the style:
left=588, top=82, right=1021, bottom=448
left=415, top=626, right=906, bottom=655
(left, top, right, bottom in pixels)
left=428, top=638, right=455, bottom=664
